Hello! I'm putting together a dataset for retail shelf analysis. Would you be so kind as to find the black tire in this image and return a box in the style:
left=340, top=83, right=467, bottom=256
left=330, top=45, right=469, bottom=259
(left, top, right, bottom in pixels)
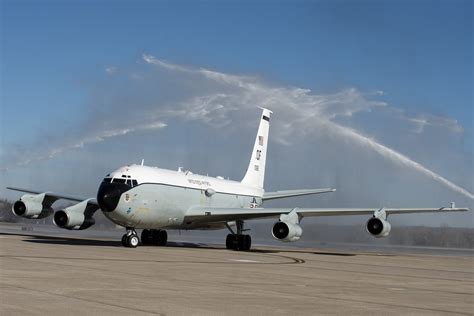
left=236, top=235, right=251, bottom=251
left=151, top=229, right=161, bottom=245
left=158, top=230, right=168, bottom=246
left=226, top=234, right=234, bottom=249
left=244, top=235, right=252, bottom=251
left=236, top=235, right=244, bottom=251
left=141, top=229, right=151, bottom=245
left=121, top=234, right=128, bottom=247
left=151, top=229, right=168, bottom=246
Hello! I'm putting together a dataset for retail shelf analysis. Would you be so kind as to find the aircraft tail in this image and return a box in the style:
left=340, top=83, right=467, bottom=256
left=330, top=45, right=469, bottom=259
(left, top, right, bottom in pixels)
left=241, top=108, right=272, bottom=189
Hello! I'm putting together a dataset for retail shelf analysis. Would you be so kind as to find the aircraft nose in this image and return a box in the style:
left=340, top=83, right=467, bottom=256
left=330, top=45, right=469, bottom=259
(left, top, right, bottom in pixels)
left=97, top=182, right=129, bottom=212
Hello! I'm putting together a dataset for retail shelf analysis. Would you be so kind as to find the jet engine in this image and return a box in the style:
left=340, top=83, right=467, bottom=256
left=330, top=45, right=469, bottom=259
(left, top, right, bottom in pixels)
left=366, top=217, right=391, bottom=238
left=53, top=199, right=98, bottom=230
left=12, top=194, right=54, bottom=219
left=272, top=221, right=303, bottom=242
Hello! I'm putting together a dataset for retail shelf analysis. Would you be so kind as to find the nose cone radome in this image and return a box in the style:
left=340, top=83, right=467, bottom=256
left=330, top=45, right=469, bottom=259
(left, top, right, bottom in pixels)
left=97, top=182, right=129, bottom=212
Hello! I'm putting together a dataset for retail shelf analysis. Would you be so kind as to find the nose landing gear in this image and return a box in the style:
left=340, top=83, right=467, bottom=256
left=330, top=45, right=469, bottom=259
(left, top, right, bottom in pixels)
left=121, top=228, right=139, bottom=248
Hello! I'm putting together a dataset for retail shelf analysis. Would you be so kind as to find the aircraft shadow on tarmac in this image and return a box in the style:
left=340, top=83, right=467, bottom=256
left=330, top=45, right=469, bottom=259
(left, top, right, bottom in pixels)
left=17, top=234, right=215, bottom=249
left=2, top=232, right=359, bottom=256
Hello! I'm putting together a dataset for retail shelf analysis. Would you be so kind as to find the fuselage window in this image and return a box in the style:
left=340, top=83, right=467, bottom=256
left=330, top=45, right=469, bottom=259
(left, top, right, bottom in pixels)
left=132, top=180, right=138, bottom=187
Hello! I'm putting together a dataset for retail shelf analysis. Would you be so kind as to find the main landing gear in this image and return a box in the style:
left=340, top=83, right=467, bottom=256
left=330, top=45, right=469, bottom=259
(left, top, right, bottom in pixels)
left=141, top=229, right=168, bottom=246
left=225, top=220, right=252, bottom=251
left=121, top=228, right=168, bottom=248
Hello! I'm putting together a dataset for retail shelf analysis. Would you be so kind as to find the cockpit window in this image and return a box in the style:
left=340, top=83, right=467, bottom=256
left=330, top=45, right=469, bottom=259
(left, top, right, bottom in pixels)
left=112, top=178, right=126, bottom=184
left=106, top=177, right=139, bottom=187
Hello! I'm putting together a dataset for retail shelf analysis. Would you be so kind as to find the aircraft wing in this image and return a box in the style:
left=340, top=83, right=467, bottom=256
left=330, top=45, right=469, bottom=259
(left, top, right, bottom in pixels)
left=262, top=188, right=336, bottom=201
left=7, top=187, right=96, bottom=204
left=184, top=206, right=469, bottom=224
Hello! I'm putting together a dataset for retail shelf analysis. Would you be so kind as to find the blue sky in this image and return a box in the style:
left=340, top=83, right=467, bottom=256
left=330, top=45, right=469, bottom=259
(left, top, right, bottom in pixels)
left=1, top=0, right=473, bottom=226
left=2, top=0, right=472, bottom=139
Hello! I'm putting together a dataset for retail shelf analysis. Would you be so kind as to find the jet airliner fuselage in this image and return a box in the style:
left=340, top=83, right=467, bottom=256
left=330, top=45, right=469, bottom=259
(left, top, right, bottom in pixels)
left=97, top=165, right=262, bottom=230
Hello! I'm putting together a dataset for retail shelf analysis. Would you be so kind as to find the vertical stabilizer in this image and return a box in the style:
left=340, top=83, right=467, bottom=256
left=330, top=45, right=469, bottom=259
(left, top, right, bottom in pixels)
left=241, top=108, right=272, bottom=188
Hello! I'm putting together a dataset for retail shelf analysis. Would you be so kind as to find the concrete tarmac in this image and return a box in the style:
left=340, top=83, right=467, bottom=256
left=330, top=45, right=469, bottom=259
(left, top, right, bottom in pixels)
left=1, top=230, right=473, bottom=315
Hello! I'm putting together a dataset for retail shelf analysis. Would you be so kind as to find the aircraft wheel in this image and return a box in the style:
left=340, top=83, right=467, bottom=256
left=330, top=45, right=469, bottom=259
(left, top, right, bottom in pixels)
left=127, top=235, right=139, bottom=248
left=121, top=234, right=128, bottom=247
left=244, top=235, right=252, bottom=251
left=141, top=229, right=152, bottom=245
left=237, top=235, right=251, bottom=251
left=226, top=234, right=235, bottom=249
left=158, top=230, right=168, bottom=246
left=152, top=229, right=168, bottom=246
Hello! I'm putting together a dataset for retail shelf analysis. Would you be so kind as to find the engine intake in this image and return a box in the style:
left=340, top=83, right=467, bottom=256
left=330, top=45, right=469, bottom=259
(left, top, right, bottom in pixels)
left=272, top=221, right=303, bottom=242
left=12, top=200, right=29, bottom=216
left=366, top=217, right=391, bottom=238
left=54, top=209, right=95, bottom=230
left=12, top=196, right=53, bottom=219
left=53, top=199, right=98, bottom=230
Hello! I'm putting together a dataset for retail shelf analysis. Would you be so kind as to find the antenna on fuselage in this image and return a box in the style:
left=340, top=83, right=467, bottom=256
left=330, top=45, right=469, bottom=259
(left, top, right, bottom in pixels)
left=141, top=159, right=144, bottom=166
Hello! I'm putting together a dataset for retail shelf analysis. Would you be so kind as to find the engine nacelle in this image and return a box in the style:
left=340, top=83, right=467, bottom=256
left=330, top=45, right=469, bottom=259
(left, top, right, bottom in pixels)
left=54, top=210, right=95, bottom=230
left=12, top=194, right=53, bottom=219
left=272, top=221, right=303, bottom=242
left=366, top=217, right=391, bottom=238
left=53, top=199, right=98, bottom=230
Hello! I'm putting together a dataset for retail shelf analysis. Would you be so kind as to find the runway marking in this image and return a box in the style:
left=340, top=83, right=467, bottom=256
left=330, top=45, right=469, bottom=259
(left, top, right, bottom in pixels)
left=229, top=259, right=260, bottom=263
left=388, top=287, right=405, bottom=291
left=0, top=253, right=305, bottom=265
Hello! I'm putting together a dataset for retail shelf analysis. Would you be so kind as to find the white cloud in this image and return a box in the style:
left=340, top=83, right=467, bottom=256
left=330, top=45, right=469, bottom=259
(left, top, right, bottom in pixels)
left=408, top=115, right=463, bottom=134
left=385, top=107, right=464, bottom=134
left=105, top=66, right=118, bottom=75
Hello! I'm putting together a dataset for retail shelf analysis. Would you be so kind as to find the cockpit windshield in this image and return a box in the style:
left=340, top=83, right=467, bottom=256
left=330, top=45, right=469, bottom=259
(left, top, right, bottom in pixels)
left=101, top=177, right=138, bottom=187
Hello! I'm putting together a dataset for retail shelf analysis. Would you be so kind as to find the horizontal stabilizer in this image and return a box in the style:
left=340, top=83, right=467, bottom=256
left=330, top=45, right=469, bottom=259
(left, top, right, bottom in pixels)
left=262, top=188, right=336, bottom=201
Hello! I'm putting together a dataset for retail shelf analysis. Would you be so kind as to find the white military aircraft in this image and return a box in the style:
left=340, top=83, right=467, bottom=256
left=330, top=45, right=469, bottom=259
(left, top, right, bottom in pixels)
left=8, top=108, right=468, bottom=250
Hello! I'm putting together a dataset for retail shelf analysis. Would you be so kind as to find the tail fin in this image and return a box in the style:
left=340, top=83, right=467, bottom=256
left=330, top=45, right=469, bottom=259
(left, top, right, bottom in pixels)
left=241, top=108, right=272, bottom=188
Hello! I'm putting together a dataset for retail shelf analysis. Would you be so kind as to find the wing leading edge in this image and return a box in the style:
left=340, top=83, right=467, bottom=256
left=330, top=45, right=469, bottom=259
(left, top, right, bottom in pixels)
left=184, top=206, right=469, bottom=224
left=7, top=187, right=96, bottom=205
